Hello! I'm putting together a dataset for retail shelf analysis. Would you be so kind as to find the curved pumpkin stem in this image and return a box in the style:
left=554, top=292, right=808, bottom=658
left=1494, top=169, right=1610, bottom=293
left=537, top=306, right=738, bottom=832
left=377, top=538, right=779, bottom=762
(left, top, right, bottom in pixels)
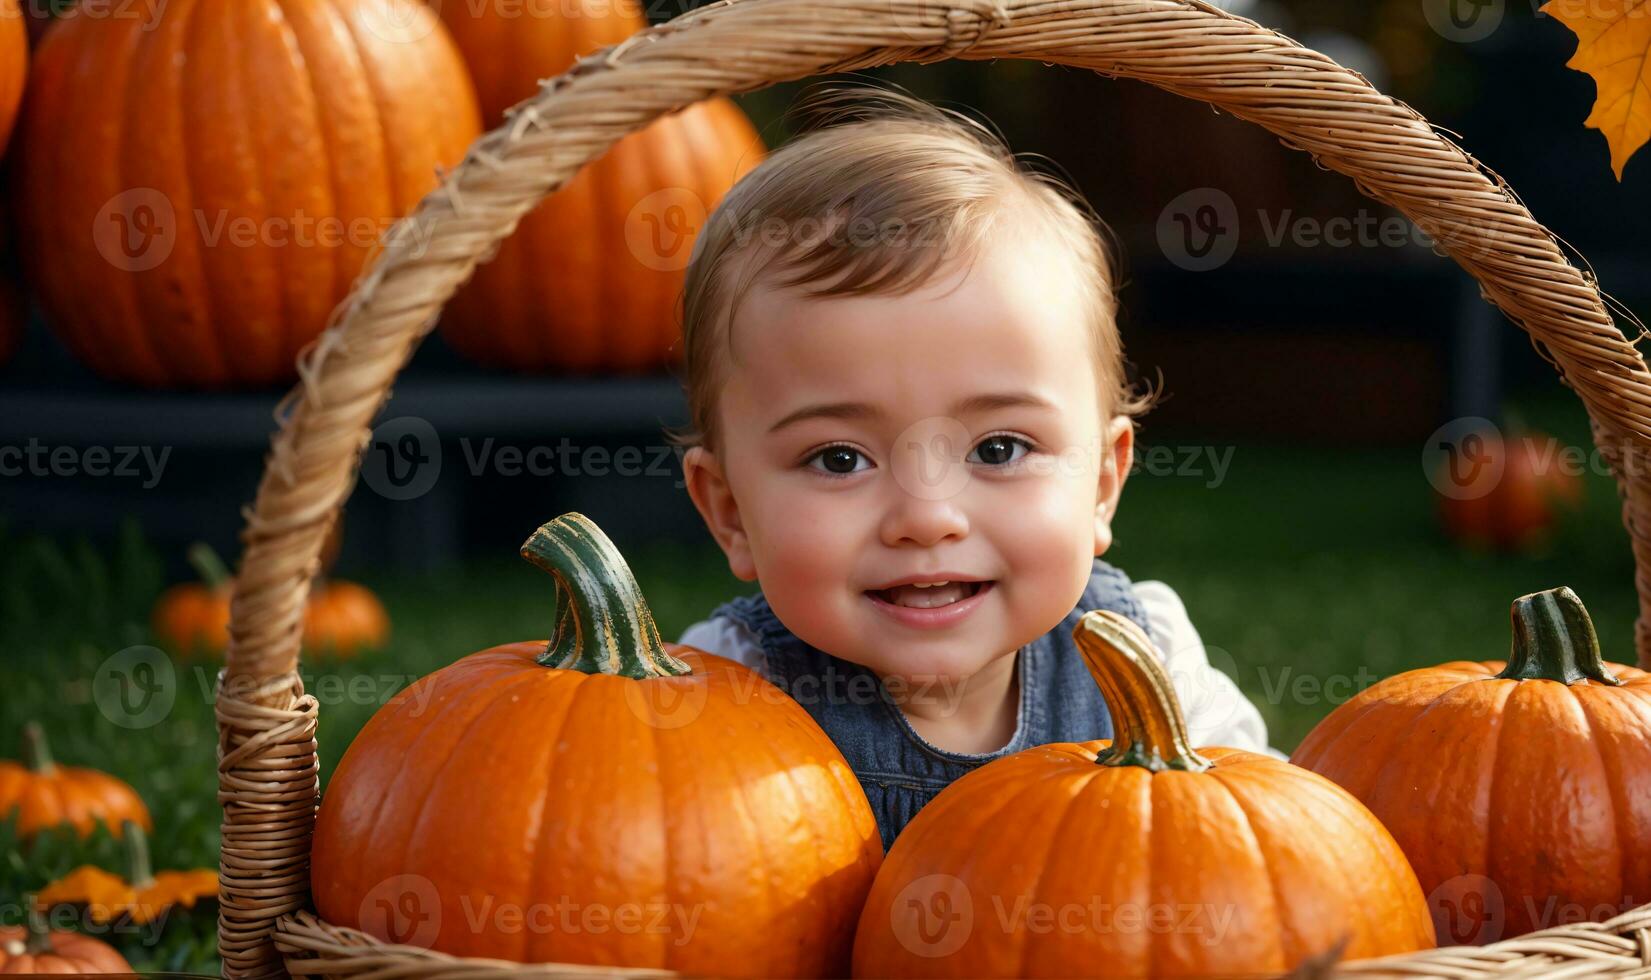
left=186, top=542, right=231, bottom=591
left=20, top=722, right=55, bottom=774
left=519, top=513, right=691, bottom=679
left=122, top=820, right=154, bottom=888
left=1074, top=610, right=1212, bottom=773
left=1499, top=587, right=1620, bottom=686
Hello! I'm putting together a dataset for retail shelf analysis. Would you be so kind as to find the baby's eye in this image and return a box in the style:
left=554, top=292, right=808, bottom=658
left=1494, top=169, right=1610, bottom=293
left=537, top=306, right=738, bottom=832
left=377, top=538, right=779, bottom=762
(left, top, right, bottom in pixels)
left=805, top=444, right=872, bottom=476
left=969, top=434, right=1033, bottom=467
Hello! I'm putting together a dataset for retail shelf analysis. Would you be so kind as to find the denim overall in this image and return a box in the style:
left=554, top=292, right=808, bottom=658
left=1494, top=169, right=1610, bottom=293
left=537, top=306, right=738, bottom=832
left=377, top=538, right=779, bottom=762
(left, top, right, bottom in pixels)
left=707, top=558, right=1158, bottom=852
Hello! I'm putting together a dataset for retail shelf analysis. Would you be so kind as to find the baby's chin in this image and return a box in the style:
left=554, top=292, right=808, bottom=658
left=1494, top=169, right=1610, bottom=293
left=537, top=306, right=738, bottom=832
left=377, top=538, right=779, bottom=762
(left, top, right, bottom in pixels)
left=836, top=639, right=1019, bottom=690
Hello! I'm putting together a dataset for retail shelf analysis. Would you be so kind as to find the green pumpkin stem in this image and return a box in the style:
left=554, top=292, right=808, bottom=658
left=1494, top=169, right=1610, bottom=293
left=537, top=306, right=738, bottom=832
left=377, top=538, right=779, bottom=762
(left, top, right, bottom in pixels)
left=519, top=514, right=691, bottom=679
left=121, top=820, right=155, bottom=888
left=1499, top=587, right=1620, bottom=685
left=22, top=897, right=51, bottom=956
left=20, top=722, right=55, bottom=774
left=186, top=543, right=231, bottom=590
left=1075, top=610, right=1213, bottom=773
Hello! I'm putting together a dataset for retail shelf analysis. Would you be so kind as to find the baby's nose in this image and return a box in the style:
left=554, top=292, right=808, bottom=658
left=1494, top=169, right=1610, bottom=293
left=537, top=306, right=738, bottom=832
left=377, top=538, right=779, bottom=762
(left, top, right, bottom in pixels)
left=877, top=492, right=970, bottom=548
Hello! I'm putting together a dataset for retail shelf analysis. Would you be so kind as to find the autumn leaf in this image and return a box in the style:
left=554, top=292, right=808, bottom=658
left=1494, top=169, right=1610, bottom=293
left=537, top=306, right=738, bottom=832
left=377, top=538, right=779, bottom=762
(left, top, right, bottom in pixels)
left=1544, top=0, right=1651, bottom=179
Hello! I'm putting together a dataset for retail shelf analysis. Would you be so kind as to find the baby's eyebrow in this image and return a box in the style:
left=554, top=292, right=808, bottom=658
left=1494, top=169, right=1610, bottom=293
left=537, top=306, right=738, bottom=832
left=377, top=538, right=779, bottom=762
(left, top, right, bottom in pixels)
left=767, top=392, right=1054, bottom=435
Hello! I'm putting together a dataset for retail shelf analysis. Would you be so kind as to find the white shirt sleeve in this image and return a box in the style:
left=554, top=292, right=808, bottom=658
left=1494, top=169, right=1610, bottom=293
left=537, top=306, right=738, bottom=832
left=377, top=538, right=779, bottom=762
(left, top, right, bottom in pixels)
left=1131, top=580, right=1287, bottom=761
left=677, top=615, right=769, bottom=676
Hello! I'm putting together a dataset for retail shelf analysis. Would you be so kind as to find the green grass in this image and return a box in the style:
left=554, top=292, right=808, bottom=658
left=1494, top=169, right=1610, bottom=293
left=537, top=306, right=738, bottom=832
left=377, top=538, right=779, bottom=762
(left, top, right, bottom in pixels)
left=1, top=383, right=1638, bottom=973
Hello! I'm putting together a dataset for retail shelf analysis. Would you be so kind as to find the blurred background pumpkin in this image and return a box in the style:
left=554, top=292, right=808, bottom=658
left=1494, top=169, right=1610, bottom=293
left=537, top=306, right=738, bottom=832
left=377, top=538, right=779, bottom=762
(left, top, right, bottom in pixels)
left=433, top=0, right=766, bottom=372
left=11, top=0, right=480, bottom=388
left=0, top=723, right=151, bottom=840
left=1434, top=426, right=1584, bottom=554
left=0, top=901, right=133, bottom=975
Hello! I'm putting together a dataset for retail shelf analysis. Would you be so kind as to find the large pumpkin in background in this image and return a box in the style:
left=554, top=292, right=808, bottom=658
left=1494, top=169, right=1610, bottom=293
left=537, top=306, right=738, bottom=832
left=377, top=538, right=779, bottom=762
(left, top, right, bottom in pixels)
left=433, top=0, right=764, bottom=372
left=0, top=0, right=23, bottom=154
left=854, top=610, right=1435, bottom=977
left=311, top=513, right=882, bottom=977
left=12, top=0, right=480, bottom=388
left=1293, top=587, right=1651, bottom=945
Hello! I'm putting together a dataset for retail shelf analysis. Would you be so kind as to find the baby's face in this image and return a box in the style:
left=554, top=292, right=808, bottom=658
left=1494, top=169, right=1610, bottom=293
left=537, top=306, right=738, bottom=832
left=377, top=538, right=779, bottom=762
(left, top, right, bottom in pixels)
left=684, top=231, right=1133, bottom=687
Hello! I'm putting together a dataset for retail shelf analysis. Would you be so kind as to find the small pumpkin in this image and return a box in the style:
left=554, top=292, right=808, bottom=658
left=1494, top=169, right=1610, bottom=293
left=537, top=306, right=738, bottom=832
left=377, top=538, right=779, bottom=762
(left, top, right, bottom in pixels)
left=0, top=723, right=151, bottom=839
left=434, top=0, right=765, bottom=372
left=152, top=539, right=388, bottom=658
left=37, top=819, right=217, bottom=925
left=301, top=579, right=389, bottom=658
left=0, top=899, right=133, bottom=974
left=13, top=0, right=480, bottom=388
left=1434, top=429, right=1582, bottom=553
left=853, top=610, right=1435, bottom=977
left=150, top=543, right=233, bottom=657
left=311, top=513, right=882, bottom=976
left=1292, top=587, right=1651, bottom=945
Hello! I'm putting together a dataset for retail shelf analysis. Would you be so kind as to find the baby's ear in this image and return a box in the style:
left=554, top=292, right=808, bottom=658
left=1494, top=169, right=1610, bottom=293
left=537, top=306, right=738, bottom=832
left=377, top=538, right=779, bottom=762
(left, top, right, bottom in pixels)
left=1094, top=417, right=1134, bottom=557
left=682, top=446, right=758, bottom=581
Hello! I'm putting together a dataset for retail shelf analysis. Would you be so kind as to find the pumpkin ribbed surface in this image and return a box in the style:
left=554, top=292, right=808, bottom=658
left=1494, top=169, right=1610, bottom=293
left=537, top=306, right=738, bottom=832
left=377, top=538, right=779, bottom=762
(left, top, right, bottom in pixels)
left=13, top=0, right=480, bottom=387
left=853, top=610, right=1435, bottom=977
left=1293, top=657, right=1651, bottom=943
left=434, top=0, right=763, bottom=372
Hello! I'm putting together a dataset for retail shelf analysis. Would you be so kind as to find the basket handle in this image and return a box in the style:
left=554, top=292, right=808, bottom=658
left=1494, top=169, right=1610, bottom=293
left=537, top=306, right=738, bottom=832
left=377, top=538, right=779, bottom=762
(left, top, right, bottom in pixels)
left=215, top=0, right=1651, bottom=975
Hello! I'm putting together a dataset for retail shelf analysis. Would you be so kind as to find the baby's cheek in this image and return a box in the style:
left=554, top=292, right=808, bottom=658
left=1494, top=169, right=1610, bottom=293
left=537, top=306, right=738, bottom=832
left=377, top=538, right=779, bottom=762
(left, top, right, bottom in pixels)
left=747, top=493, right=866, bottom=615
left=987, top=501, right=1096, bottom=622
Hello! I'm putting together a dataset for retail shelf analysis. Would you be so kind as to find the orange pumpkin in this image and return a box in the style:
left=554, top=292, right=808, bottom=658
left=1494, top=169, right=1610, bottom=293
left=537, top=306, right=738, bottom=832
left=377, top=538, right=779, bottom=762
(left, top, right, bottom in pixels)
left=0, top=723, right=151, bottom=839
left=311, top=513, right=882, bottom=976
left=1434, top=429, right=1582, bottom=553
left=150, top=543, right=233, bottom=657
left=12, top=0, right=480, bottom=388
left=0, top=0, right=23, bottom=154
left=1292, top=587, right=1651, bottom=945
left=153, top=540, right=388, bottom=658
left=434, top=0, right=764, bottom=372
left=301, top=580, right=390, bottom=657
left=854, top=610, right=1435, bottom=978
left=0, top=901, right=132, bottom=974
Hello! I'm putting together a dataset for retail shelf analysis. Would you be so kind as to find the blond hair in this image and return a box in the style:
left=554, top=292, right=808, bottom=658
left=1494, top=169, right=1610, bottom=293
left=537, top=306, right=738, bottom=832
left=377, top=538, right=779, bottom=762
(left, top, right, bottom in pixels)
left=666, top=82, right=1157, bottom=455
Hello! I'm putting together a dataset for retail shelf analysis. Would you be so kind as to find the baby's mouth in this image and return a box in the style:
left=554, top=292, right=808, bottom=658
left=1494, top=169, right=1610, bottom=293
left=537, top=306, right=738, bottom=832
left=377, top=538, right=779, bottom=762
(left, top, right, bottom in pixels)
left=867, top=581, right=989, bottom=609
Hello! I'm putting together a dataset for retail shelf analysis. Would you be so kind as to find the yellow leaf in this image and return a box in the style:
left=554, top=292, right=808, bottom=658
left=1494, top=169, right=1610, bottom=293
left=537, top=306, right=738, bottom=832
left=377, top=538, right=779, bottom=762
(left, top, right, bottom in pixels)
left=1545, top=0, right=1651, bottom=179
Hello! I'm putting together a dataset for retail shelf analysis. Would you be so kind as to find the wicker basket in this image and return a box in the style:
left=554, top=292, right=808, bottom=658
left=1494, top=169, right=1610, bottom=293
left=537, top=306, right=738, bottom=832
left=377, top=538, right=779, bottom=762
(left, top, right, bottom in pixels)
left=213, top=0, right=1651, bottom=976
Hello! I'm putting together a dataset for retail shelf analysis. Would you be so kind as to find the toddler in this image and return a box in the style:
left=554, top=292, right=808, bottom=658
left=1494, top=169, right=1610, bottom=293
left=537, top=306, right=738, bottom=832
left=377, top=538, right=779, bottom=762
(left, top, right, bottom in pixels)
left=669, top=84, right=1280, bottom=853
